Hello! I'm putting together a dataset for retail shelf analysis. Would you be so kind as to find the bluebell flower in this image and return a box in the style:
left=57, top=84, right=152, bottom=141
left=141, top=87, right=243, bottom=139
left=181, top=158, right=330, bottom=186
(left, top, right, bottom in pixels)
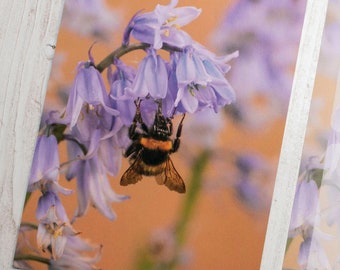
left=27, top=133, right=77, bottom=260
left=130, top=48, right=169, bottom=100
left=28, top=135, right=73, bottom=259
left=172, top=45, right=237, bottom=113
left=37, top=200, right=77, bottom=260
left=29, top=135, right=60, bottom=186
left=57, top=60, right=119, bottom=130
left=123, top=0, right=201, bottom=49
left=108, top=58, right=136, bottom=126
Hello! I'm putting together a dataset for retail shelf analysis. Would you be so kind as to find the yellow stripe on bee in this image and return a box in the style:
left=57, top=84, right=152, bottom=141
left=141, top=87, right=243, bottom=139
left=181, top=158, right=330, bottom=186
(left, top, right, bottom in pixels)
left=140, top=137, right=172, bottom=151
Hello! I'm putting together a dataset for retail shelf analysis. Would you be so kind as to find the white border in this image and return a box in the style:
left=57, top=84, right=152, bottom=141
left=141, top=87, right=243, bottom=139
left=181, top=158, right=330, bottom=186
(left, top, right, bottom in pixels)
left=0, top=0, right=328, bottom=269
left=260, top=0, right=328, bottom=269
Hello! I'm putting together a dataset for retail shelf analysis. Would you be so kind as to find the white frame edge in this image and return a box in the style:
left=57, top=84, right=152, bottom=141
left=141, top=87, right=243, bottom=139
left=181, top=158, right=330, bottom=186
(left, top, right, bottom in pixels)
left=0, top=0, right=329, bottom=269
left=260, top=0, right=328, bottom=269
left=0, top=1, right=65, bottom=269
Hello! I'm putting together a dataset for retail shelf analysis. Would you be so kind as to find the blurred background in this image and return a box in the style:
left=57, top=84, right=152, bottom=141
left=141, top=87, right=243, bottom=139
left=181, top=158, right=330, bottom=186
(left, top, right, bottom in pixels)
left=18, top=0, right=311, bottom=269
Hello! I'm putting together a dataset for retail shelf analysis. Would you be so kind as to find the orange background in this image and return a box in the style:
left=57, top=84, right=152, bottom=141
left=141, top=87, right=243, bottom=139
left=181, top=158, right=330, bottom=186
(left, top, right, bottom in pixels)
left=21, top=0, right=294, bottom=269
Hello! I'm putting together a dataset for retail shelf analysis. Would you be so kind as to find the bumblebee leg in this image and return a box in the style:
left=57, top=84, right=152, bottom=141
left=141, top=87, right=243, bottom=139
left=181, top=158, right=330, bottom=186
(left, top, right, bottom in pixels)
left=167, top=117, right=173, bottom=136
left=172, top=113, right=186, bottom=153
left=129, top=99, right=149, bottom=139
left=124, top=142, right=141, bottom=158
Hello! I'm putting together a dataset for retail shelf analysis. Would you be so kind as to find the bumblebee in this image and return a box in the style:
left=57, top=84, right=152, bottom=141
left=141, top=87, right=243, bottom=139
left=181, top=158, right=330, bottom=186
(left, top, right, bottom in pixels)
left=120, top=99, right=186, bottom=193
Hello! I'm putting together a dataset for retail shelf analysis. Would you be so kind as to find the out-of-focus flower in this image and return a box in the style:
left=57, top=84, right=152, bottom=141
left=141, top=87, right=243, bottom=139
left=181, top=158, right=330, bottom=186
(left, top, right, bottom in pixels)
left=317, top=0, right=340, bottom=77
left=233, top=153, right=270, bottom=211
left=297, top=232, right=331, bottom=269
left=146, top=228, right=191, bottom=267
left=212, top=0, right=306, bottom=126
left=184, top=109, right=223, bottom=150
left=288, top=155, right=332, bottom=269
left=62, top=0, right=121, bottom=41
left=48, top=236, right=102, bottom=270
left=148, top=229, right=176, bottom=264
left=123, top=0, right=201, bottom=49
left=323, top=107, right=340, bottom=177
left=289, top=179, right=319, bottom=238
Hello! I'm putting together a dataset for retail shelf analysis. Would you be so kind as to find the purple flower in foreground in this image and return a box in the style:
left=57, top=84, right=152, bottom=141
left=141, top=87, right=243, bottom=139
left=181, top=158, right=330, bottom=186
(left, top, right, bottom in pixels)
left=57, top=61, right=119, bottom=130
left=29, top=135, right=59, bottom=186
left=28, top=134, right=75, bottom=259
left=37, top=203, right=78, bottom=260
left=109, top=58, right=136, bottom=126
left=130, top=49, right=169, bottom=100
left=173, top=45, right=237, bottom=113
left=124, top=0, right=201, bottom=49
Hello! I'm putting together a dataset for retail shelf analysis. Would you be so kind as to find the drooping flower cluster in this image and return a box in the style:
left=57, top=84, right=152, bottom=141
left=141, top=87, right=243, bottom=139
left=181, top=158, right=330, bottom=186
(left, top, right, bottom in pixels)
left=17, top=0, right=237, bottom=268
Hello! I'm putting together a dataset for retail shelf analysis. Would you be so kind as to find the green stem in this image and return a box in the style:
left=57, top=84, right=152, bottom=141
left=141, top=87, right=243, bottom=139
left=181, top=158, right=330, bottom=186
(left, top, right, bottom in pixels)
left=14, top=254, right=50, bottom=265
left=285, top=237, right=293, bottom=254
left=175, top=150, right=211, bottom=246
left=95, top=42, right=183, bottom=73
left=20, top=222, right=38, bottom=230
left=96, top=43, right=150, bottom=72
left=24, top=192, right=32, bottom=209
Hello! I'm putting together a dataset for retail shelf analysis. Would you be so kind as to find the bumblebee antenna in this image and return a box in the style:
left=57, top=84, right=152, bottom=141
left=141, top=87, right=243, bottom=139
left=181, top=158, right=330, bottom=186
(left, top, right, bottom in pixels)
left=170, top=106, right=178, bottom=119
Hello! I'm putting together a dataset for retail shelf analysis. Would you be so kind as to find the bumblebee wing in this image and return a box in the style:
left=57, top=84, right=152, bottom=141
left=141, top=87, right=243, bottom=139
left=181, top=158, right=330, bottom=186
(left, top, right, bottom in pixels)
left=155, top=157, right=186, bottom=193
left=120, top=154, right=143, bottom=186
